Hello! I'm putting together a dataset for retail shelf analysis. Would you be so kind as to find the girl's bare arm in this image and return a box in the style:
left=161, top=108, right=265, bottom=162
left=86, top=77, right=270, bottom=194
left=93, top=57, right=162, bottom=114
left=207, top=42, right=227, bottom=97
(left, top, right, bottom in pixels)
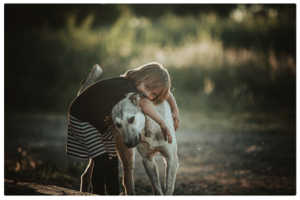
left=139, top=98, right=172, bottom=143
left=167, top=92, right=180, bottom=130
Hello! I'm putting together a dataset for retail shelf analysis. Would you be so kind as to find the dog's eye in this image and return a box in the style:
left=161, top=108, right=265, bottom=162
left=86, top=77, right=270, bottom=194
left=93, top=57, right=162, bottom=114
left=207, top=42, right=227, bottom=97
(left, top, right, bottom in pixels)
left=128, top=116, right=135, bottom=124
left=115, top=123, right=122, bottom=129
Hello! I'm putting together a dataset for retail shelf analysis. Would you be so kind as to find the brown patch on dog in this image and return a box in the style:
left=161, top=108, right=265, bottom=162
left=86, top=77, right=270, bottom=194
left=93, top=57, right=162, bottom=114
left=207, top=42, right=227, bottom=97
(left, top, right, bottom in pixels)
left=129, top=93, right=145, bottom=106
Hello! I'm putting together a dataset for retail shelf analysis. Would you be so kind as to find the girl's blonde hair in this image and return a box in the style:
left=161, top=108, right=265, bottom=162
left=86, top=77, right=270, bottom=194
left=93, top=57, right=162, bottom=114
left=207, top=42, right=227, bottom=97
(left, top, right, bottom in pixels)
left=122, top=62, right=170, bottom=105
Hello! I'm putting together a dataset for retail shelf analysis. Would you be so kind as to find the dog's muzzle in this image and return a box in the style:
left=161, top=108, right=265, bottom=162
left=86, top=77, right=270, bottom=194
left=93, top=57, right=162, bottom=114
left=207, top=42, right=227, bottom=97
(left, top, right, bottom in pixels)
left=124, top=133, right=141, bottom=149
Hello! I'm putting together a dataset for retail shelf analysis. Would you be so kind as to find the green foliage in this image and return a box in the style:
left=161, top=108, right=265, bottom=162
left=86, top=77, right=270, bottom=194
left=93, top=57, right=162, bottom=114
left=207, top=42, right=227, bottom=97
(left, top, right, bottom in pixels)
left=169, top=60, right=295, bottom=113
left=5, top=6, right=295, bottom=113
left=220, top=23, right=296, bottom=56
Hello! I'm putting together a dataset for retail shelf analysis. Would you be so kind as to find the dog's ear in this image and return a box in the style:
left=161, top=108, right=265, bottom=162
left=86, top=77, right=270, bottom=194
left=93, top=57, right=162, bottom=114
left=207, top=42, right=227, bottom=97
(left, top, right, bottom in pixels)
left=129, top=92, right=145, bottom=106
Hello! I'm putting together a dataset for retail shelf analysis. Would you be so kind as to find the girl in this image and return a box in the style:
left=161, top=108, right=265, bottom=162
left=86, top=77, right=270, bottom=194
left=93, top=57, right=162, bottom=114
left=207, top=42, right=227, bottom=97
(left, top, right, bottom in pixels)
left=66, top=62, right=180, bottom=195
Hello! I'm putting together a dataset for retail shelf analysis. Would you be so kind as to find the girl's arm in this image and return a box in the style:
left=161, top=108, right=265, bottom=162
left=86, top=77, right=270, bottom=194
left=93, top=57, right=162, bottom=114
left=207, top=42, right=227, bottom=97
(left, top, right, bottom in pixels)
left=139, top=98, right=172, bottom=144
left=167, top=92, right=180, bottom=131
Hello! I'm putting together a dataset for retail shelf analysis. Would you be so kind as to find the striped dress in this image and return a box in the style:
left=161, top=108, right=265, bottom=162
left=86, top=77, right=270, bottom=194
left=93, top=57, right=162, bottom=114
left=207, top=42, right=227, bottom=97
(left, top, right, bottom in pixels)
left=66, top=115, right=117, bottom=159
left=65, top=77, right=138, bottom=160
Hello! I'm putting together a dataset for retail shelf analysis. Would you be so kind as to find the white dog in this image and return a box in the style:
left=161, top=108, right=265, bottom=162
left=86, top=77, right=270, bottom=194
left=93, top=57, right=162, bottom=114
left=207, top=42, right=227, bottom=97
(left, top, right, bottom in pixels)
left=78, top=65, right=179, bottom=195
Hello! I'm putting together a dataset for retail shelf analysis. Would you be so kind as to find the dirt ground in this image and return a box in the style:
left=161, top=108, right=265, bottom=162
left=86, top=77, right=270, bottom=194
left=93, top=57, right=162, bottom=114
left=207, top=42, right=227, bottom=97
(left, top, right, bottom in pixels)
left=4, top=179, right=96, bottom=195
left=5, top=110, right=296, bottom=195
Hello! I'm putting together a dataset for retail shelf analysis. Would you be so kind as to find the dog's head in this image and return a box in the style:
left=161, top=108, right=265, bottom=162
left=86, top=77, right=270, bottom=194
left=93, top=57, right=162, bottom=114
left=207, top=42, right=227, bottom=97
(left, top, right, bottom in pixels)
left=112, top=92, right=146, bottom=148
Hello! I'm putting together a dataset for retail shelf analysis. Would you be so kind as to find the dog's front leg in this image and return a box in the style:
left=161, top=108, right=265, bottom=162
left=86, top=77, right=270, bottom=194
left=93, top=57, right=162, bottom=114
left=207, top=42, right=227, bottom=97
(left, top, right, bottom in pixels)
left=119, top=147, right=135, bottom=195
left=142, top=156, right=163, bottom=195
left=163, top=155, right=179, bottom=195
left=110, top=125, right=136, bottom=195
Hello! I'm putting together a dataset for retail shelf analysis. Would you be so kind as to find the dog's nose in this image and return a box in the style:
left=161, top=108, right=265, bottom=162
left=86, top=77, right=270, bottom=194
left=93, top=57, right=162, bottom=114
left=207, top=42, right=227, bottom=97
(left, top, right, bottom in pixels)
left=124, top=135, right=141, bottom=149
left=124, top=140, right=136, bottom=149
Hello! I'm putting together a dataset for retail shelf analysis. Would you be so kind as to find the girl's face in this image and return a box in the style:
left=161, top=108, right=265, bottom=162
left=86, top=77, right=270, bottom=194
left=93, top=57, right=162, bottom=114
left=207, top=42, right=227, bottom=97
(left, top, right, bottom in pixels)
left=136, top=82, right=161, bottom=101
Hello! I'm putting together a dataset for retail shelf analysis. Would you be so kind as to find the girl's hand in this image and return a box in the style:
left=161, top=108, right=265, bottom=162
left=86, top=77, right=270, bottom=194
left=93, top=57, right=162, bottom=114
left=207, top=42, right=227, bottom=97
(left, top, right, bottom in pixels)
left=160, top=122, right=172, bottom=144
left=172, top=110, right=180, bottom=131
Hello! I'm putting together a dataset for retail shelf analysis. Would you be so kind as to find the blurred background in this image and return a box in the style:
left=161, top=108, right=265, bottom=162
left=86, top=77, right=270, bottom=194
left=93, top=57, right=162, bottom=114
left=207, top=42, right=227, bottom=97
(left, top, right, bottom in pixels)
left=5, top=4, right=296, bottom=195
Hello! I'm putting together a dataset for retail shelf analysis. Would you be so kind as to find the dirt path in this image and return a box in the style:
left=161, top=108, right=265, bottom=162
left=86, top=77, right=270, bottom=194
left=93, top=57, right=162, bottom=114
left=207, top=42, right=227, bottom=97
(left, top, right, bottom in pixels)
left=5, top=179, right=95, bottom=195
left=5, top=112, right=296, bottom=195
left=134, top=128, right=295, bottom=195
